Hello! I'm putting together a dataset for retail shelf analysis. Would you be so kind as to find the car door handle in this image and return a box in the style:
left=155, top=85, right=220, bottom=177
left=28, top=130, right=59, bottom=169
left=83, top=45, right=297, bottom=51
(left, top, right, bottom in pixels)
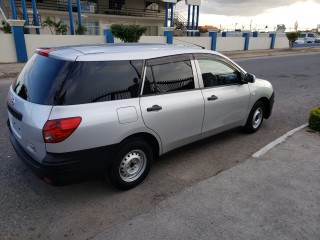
left=147, top=105, right=162, bottom=112
left=207, top=95, right=218, bottom=101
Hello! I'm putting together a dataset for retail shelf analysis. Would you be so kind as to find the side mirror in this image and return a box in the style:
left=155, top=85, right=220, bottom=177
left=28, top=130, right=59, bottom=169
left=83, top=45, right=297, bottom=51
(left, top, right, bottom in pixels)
left=243, top=73, right=255, bottom=83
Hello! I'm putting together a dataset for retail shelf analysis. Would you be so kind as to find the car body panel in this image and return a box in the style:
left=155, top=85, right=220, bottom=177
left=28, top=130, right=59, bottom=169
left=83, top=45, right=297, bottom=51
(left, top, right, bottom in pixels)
left=140, top=90, right=205, bottom=154
left=49, top=44, right=227, bottom=62
left=46, top=98, right=163, bottom=155
left=7, top=87, right=52, bottom=163
left=247, top=78, right=274, bottom=108
left=200, top=84, right=251, bottom=138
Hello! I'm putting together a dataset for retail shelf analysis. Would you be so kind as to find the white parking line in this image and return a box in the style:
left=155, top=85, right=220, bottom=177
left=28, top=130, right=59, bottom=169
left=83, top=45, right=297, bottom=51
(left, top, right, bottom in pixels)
left=252, top=123, right=308, bottom=158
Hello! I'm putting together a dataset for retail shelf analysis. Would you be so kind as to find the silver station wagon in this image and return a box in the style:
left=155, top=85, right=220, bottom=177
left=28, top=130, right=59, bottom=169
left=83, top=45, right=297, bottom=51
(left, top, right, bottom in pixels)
left=7, top=44, right=274, bottom=190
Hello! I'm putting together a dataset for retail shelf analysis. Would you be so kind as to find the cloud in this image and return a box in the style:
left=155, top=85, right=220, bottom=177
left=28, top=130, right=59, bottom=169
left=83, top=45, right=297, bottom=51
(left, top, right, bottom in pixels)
left=177, top=0, right=320, bottom=16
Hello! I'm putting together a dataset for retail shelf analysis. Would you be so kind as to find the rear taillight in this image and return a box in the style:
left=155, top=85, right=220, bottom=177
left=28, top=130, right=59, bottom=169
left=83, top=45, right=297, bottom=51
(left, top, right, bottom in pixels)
left=43, top=117, right=82, bottom=143
left=36, top=48, right=56, bottom=57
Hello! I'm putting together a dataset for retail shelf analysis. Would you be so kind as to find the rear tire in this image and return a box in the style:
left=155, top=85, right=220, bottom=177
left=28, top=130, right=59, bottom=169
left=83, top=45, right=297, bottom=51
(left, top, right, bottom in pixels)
left=107, top=138, right=153, bottom=190
left=244, top=101, right=265, bottom=133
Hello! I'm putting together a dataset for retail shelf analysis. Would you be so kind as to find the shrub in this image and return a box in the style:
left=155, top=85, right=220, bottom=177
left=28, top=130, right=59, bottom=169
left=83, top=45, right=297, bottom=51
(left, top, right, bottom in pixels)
left=42, top=17, right=67, bottom=35
left=42, top=17, right=55, bottom=34
left=286, top=32, right=300, bottom=49
left=76, top=24, right=87, bottom=35
left=55, top=21, right=68, bottom=35
left=110, top=24, right=147, bottom=43
left=309, top=106, right=320, bottom=131
left=0, top=20, right=12, bottom=34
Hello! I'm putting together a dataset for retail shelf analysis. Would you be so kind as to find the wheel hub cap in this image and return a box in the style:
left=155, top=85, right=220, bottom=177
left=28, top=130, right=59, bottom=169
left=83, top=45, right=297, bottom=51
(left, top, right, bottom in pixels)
left=252, top=107, right=263, bottom=129
left=119, top=150, right=146, bottom=182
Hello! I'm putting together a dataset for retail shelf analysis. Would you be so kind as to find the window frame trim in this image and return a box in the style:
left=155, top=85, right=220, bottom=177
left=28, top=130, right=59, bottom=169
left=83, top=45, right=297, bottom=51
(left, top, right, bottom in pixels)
left=193, top=53, right=246, bottom=89
left=140, top=54, right=200, bottom=96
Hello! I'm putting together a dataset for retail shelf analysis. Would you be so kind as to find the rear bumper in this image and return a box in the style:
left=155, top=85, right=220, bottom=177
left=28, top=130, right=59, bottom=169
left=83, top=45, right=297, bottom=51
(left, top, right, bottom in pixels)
left=9, top=124, right=118, bottom=185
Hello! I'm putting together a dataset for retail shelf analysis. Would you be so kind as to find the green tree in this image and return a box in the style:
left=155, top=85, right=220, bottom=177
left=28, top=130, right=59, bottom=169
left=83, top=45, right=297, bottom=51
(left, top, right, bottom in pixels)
left=110, top=24, right=147, bottom=43
left=286, top=32, right=301, bottom=49
left=0, top=20, right=12, bottom=34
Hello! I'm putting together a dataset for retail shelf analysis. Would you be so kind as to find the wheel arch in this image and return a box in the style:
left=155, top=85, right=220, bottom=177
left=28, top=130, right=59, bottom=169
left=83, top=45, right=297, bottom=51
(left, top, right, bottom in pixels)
left=257, top=97, right=271, bottom=119
left=120, top=132, right=161, bottom=160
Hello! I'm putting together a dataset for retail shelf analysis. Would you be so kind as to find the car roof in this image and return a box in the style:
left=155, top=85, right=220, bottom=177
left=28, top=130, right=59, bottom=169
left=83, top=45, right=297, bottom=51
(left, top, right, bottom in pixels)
left=46, top=43, right=222, bottom=61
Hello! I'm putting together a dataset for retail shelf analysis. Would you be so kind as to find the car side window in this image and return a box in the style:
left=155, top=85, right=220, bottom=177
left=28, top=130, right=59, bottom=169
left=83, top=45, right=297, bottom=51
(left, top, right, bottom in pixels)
left=55, top=60, right=143, bottom=105
left=308, top=33, right=314, bottom=38
left=143, top=60, right=195, bottom=95
left=197, top=59, right=241, bottom=88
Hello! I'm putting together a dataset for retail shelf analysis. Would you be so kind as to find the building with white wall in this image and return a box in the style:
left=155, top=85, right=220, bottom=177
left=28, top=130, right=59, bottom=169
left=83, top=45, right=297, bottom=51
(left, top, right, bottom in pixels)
left=1, top=0, right=171, bottom=35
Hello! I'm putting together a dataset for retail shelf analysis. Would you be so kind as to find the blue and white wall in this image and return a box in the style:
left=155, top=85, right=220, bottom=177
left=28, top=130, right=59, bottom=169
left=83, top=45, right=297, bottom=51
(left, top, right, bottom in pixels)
left=0, top=31, right=289, bottom=63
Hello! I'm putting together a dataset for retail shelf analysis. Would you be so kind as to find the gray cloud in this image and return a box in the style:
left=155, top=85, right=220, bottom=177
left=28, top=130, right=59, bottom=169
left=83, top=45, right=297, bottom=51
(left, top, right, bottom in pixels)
left=181, top=0, right=320, bottom=16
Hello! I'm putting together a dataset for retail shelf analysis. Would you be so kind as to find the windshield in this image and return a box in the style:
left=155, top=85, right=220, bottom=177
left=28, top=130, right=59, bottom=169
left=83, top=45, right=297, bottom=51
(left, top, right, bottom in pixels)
left=13, top=54, right=74, bottom=105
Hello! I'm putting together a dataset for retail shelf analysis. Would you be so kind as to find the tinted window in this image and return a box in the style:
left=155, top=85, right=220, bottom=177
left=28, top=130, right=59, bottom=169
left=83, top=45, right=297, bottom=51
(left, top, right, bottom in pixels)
left=307, top=33, right=314, bottom=37
left=13, top=54, right=73, bottom=105
left=198, top=59, right=240, bottom=87
left=300, top=34, right=306, bottom=37
left=56, top=60, right=143, bottom=105
left=143, top=60, right=194, bottom=95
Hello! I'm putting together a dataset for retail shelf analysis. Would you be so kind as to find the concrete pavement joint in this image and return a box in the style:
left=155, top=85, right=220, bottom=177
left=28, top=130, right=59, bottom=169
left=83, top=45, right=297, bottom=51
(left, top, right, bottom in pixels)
left=252, top=123, right=308, bottom=158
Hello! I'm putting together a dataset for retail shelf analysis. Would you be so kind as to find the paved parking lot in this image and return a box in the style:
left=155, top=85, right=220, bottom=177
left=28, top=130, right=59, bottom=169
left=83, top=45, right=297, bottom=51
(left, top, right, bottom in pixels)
left=0, top=52, right=319, bottom=239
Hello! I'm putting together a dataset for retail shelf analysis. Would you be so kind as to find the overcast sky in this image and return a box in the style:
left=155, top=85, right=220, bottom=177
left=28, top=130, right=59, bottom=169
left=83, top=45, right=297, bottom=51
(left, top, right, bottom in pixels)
left=175, top=0, right=320, bottom=31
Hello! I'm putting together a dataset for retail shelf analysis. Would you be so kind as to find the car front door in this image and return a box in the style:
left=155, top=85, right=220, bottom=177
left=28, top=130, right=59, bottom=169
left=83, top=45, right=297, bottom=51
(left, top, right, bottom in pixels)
left=139, top=55, right=204, bottom=153
left=195, top=54, right=251, bottom=138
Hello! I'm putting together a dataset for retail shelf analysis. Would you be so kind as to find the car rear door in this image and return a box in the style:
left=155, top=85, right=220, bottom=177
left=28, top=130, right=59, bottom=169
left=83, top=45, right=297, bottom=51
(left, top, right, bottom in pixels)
left=7, top=54, right=73, bottom=162
left=194, top=54, right=251, bottom=138
left=139, top=54, right=205, bottom=153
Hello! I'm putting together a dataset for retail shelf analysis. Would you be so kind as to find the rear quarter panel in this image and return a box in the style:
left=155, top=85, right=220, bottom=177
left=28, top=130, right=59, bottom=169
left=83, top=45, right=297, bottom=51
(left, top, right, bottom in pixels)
left=8, top=87, right=53, bottom=162
left=46, top=99, right=162, bottom=154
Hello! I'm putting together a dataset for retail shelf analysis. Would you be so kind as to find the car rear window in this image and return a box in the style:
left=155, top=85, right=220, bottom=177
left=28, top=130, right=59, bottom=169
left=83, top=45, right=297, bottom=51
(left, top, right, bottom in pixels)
left=55, top=60, right=143, bottom=105
left=13, top=54, right=73, bottom=105
left=13, top=56, right=143, bottom=106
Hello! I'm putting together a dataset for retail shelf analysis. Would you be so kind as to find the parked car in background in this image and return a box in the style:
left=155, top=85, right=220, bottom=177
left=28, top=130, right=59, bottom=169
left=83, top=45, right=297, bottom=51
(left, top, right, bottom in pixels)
left=295, top=32, right=320, bottom=44
left=7, top=44, right=274, bottom=190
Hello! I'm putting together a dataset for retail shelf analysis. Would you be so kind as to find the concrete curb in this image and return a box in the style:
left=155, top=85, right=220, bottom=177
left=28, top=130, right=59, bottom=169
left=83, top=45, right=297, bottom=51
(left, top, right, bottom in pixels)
left=252, top=123, right=308, bottom=158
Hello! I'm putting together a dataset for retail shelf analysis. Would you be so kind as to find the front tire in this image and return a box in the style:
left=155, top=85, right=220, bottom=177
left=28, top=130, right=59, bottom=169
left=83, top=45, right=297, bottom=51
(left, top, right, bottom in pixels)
left=244, top=101, right=265, bottom=133
left=107, top=138, right=153, bottom=190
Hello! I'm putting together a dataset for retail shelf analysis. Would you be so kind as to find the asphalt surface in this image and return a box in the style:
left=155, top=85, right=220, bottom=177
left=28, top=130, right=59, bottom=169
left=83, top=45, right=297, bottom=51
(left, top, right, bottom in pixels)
left=0, top=53, right=319, bottom=239
left=94, top=129, right=320, bottom=240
